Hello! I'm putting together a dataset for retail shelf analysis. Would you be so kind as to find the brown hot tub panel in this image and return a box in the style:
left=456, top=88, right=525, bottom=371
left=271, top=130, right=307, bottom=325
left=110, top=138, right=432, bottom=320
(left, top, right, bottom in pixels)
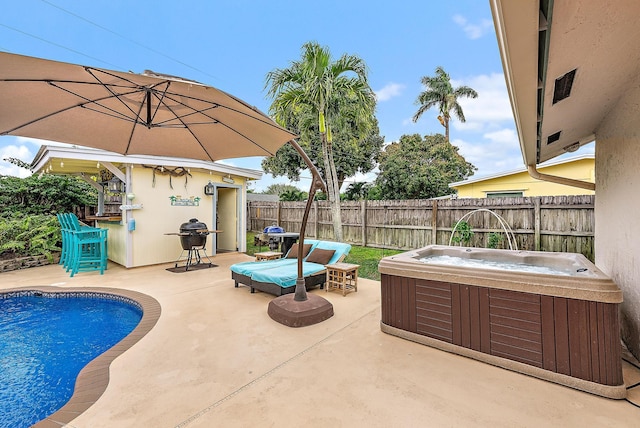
left=379, top=245, right=625, bottom=399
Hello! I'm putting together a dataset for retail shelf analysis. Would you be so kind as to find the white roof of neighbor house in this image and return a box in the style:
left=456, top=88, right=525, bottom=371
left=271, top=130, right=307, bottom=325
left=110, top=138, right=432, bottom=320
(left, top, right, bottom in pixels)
left=30, top=144, right=262, bottom=179
left=246, top=193, right=279, bottom=202
left=449, top=153, right=593, bottom=188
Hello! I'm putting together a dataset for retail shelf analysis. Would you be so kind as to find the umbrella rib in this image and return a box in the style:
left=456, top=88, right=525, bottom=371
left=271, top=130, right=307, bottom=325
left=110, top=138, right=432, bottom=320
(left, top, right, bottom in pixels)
left=80, top=105, right=142, bottom=124
left=49, top=81, right=145, bottom=123
left=151, top=97, right=220, bottom=126
left=124, top=91, right=151, bottom=154
left=158, top=89, right=288, bottom=131
left=153, top=91, right=276, bottom=157
left=153, top=96, right=217, bottom=161
left=216, top=121, right=276, bottom=156
left=85, top=67, right=166, bottom=125
left=147, top=80, right=172, bottom=126
left=93, top=67, right=295, bottom=135
left=1, top=82, right=141, bottom=134
left=154, top=89, right=288, bottom=135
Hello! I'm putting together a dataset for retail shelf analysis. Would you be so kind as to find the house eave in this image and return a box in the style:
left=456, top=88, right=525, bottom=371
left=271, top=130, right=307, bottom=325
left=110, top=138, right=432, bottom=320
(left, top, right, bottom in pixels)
left=30, top=144, right=263, bottom=180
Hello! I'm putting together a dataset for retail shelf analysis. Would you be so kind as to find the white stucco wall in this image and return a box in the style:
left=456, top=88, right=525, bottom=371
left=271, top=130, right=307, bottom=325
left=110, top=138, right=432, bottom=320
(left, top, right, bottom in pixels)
left=101, top=167, right=246, bottom=268
left=595, top=74, right=640, bottom=357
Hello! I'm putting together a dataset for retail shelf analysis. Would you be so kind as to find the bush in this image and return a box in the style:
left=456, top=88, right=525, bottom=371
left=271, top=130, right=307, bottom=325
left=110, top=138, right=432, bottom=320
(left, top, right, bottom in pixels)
left=451, top=220, right=473, bottom=246
left=0, top=214, right=61, bottom=262
left=0, top=174, right=97, bottom=217
left=0, top=173, right=96, bottom=260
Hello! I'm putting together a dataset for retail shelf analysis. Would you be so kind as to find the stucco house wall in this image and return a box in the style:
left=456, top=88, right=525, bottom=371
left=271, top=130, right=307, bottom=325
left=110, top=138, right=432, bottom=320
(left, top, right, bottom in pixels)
left=95, top=167, right=248, bottom=267
left=128, top=168, right=245, bottom=267
left=595, top=75, right=640, bottom=356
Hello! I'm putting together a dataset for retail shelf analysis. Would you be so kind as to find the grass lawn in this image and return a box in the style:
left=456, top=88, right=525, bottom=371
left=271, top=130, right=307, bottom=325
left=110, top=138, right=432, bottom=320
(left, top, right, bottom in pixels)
left=245, top=232, right=403, bottom=281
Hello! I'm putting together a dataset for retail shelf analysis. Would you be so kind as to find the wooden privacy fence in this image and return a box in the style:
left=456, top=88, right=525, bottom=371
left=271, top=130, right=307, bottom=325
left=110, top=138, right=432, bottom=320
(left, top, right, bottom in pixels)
left=248, top=195, right=595, bottom=260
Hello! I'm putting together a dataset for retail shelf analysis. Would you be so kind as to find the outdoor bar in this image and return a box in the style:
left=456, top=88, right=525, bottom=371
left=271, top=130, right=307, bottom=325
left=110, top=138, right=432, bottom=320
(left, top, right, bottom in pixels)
left=379, top=245, right=625, bottom=398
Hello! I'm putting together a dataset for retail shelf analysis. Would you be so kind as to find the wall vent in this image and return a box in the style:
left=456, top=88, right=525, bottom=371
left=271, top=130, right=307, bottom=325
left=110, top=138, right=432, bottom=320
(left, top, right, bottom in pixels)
left=553, top=69, right=576, bottom=104
left=547, top=131, right=561, bottom=144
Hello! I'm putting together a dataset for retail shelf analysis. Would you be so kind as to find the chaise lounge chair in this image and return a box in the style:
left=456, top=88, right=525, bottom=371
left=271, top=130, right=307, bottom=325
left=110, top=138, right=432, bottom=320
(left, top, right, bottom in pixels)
left=231, top=240, right=351, bottom=296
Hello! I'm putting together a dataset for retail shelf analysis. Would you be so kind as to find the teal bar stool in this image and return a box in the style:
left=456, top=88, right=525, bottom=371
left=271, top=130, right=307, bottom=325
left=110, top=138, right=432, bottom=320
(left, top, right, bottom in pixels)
left=63, top=213, right=108, bottom=276
left=56, top=213, right=72, bottom=269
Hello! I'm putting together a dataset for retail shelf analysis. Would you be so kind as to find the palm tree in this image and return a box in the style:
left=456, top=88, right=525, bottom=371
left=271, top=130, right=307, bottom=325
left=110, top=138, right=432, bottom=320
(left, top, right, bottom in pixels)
left=343, top=182, right=371, bottom=201
left=265, top=42, right=376, bottom=242
left=412, top=66, right=478, bottom=141
left=280, top=189, right=306, bottom=202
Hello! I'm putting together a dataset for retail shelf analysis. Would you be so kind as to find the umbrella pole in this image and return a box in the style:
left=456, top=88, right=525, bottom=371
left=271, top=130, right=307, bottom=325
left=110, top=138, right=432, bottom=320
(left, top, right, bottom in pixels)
left=267, top=140, right=333, bottom=327
left=290, top=140, right=326, bottom=301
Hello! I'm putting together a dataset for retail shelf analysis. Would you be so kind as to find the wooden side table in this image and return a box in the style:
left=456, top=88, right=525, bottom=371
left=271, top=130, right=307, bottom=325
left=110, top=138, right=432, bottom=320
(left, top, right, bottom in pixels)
left=255, top=251, right=283, bottom=261
left=325, top=262, right=359, bottom=296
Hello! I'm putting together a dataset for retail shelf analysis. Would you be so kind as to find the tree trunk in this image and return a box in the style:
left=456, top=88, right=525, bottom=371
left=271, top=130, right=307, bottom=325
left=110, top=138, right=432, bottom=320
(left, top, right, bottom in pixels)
left=321, top=133, right=343, bottom=242
left=445, top=118, right=450, bottom=141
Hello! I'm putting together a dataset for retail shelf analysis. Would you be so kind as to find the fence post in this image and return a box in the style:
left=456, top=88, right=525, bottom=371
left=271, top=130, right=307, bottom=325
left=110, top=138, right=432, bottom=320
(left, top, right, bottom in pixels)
left=431, top=199, right=438, bottom=245
left=276, top=202, right=281, bottom=226
left=313, top=201, right=318, bottom=238
left=361, top=199, right=367, bottom=246
left=534, top=197, right=541, bottom=251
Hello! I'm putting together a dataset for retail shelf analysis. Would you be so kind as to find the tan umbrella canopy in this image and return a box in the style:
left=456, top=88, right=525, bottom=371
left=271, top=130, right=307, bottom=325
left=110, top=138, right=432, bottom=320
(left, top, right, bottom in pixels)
left=0, top=52, right=297, bottom=161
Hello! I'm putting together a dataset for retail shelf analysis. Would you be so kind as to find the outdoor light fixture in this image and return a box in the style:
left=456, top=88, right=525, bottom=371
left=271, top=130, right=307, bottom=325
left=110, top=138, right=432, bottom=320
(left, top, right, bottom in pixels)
left=563, top=142, right=580, bottom=153
left=204, top=180, right=215, bottom=195
left=108, top=177, right=122, bottom=192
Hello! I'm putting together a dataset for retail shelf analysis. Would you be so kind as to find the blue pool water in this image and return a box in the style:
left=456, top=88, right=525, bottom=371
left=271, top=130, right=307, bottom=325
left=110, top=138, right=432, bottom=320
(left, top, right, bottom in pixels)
left=0, top=293, right=142, bottom=428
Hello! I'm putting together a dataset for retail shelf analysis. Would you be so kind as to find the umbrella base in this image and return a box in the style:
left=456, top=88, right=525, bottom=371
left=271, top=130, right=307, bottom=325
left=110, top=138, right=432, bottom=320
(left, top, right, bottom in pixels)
left=267, top=293, right=334, bottom=327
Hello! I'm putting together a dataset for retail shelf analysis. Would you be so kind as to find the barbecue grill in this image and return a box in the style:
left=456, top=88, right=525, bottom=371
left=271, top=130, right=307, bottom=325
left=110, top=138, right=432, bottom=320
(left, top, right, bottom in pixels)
left=175, top=218, right=214, bottom=270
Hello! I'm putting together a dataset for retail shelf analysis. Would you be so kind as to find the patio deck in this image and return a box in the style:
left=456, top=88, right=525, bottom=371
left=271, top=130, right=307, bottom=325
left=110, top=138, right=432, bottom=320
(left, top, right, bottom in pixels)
left=3, top=252, right=640, bottom=427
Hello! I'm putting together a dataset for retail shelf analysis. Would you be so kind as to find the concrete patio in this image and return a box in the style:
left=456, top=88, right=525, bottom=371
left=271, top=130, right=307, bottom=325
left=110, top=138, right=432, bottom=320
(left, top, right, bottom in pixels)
left=3, top=252, right=640, bottom=427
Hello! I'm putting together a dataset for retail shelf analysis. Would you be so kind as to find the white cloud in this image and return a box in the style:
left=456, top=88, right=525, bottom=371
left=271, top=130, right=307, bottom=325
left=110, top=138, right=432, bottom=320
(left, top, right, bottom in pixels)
left=451, top=73, right=514, bottom=132
left=375, top=83, right=405, bottom=102
left=401, top=117, right=417, bottom=127
left=451, top=127, right=523, bottom=177
left=484, top=128, right=518, bottom=144
left=0, top=144, right=34, bottom=178
left=14, top=136, right=72, bottom=148
left=453, top=14, right=493, bottom=40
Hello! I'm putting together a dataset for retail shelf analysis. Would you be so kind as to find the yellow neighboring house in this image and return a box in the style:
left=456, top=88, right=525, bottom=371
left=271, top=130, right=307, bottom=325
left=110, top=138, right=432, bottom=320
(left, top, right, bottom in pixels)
left=449, top=154, right=594, bottom=198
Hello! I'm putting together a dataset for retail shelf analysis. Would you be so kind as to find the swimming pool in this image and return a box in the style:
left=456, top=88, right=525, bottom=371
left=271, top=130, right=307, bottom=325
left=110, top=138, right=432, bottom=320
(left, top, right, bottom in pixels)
left=0, top=288, right=161, bottom=427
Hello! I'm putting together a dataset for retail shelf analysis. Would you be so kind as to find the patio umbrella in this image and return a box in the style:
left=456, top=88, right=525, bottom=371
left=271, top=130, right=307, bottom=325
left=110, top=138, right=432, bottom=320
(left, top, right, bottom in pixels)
left=0, top=51, right=297, bottom=161
left=0, top=52, right=331, bottom=326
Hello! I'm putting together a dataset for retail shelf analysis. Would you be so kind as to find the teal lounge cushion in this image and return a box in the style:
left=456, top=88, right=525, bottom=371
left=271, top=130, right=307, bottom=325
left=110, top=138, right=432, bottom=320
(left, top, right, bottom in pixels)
left=230, top=258, right=297, bottom=276
left=250, top=261, right=327, bottom=288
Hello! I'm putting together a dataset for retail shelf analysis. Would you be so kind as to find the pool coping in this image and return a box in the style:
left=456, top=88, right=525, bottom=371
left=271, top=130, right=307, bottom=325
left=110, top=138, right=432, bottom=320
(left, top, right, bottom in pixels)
left=1, top=286, right=161, bottom=428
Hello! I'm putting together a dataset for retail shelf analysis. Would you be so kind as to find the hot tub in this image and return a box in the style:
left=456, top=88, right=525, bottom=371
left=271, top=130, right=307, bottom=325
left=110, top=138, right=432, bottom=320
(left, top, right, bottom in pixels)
left=378, top=245, right=625, bottom=398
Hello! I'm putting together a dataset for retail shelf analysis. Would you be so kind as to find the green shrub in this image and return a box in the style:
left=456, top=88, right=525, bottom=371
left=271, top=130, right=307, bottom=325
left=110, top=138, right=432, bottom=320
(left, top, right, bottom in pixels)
left=0, top=174, right=97, bottom=217
left=0, top=214, right=62, bottom=262
left=451, top=220, right=473, bottom=246
left=487, top=232, right=504, bottom=249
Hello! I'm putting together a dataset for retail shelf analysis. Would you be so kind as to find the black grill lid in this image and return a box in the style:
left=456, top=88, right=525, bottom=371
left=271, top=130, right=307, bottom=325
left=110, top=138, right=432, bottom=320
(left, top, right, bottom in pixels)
left=180, top=218, right=207, bottom=232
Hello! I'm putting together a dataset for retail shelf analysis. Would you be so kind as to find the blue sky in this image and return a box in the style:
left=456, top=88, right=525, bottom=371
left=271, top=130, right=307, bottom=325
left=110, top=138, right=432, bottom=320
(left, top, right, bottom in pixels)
left=0, top=0, right=592, bottom=191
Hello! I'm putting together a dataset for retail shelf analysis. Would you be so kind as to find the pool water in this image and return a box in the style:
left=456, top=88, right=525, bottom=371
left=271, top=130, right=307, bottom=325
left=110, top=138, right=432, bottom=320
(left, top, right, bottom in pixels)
left=0, top=293, right=142, bottom=428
